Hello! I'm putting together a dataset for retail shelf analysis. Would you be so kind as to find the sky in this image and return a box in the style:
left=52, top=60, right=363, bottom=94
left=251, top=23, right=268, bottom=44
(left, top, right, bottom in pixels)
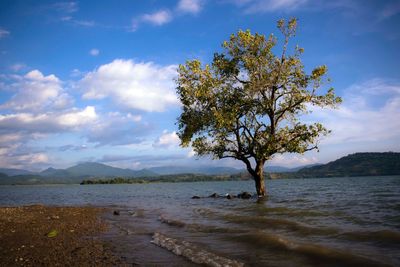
left=0, top=0, right=399, bottom=171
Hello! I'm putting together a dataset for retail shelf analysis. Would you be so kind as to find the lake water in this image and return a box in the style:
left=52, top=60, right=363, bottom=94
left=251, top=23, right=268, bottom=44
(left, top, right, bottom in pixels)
left=1, top=176, right=399, bottom=266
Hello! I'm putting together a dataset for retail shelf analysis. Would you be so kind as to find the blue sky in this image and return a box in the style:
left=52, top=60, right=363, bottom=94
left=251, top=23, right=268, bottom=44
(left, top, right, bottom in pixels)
left=0, top=0, right=399, bottom=171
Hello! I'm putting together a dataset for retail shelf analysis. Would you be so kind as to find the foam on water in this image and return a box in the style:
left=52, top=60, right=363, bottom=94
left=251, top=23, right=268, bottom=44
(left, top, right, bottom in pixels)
left=151, top=232, right=244, bottom=267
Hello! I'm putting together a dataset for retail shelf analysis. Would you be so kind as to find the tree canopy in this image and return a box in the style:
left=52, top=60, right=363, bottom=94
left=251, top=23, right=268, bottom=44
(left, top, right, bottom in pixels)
left=176, top=18, right=342, bottom=196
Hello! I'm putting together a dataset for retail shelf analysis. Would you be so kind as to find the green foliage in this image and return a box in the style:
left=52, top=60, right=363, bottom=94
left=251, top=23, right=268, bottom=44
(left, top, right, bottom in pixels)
left=80, top=174, right=250, bottom=185
left=176, top=18, right=341, bottom=177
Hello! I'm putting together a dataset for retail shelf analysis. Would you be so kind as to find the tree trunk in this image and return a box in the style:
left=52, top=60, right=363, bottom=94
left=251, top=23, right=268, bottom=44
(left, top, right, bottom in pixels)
left=254, top=161, right=266, bottom=197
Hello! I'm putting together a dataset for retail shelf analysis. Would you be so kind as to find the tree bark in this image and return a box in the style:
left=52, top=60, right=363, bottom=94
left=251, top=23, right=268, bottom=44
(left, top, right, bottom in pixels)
left=254, top=161, right=266, bottom=197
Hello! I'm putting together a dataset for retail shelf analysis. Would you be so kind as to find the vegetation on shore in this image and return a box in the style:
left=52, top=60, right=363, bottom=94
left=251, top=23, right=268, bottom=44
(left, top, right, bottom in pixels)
left=80, top=173, right=249, bottom=185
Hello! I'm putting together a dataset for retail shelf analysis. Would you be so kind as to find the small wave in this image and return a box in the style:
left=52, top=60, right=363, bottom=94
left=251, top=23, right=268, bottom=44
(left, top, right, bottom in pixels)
left=231, top=232, right=392, bottom=267
left=223, top=214, right=339, bottom=236
left=159, top=214, right=246, bottom=234
left=193, top=207, right=220, bottom=217
left=235, top=205, right=329, bottom=217
left=151, top=232, right=244, bottom=267
left=339, top=229, right=400, bottom=244
left=159, top=215, right=186, bottom=227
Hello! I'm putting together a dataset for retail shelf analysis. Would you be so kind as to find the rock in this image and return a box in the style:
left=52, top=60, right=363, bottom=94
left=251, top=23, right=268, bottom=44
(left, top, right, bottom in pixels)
left=226, top=194, right=234, bottom=199
left=191, top=196, right=201, bottom=199
left=113, top=210, right=120, bottom=216
left=237, top=192, right=252, bottom=199
left=208, top=193, right=219, bottom=198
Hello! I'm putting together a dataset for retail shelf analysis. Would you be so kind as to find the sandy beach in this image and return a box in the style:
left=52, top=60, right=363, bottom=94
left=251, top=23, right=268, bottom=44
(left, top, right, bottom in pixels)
left=0, top=205, right=128, bottom=267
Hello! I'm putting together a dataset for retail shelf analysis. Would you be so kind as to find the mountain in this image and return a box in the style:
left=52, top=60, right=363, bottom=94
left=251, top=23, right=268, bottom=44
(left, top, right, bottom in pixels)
left=66, top=162, right=157, bottom=177
left=265, top=164, right=322, bottom=173
left=0, top=168, right=35, bottom=176
left=295, top=152, right=400, bottom=178
left=40, top=167, right=71, bottom=177
left=148, top=166, right=240, bottom=175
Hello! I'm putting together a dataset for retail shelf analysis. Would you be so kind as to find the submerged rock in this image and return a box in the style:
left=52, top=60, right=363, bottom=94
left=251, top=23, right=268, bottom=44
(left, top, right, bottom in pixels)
left=237, top=192, right=252, bottom=199
left=226, top=194, right=235, bottom=199
left=192, top=196, right=201, bottom=199
left=208, top=193, right=219, bottom=198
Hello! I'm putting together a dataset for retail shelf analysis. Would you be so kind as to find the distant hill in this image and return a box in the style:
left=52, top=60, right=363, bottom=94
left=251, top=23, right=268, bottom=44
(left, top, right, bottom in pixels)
left=0, top=168, right=35, bottom=176
left=0, top=162, right=158, bottom=185
left=265, top=164, right=322, bottom=173
left=296, top=152, right=400, bottom=177
left=40, top=163, right=157, bottom=178
left=66, top=162, right=137, bottom=177
left=40, top=167, right=71, bottom=177
left=270, top=152, right=400, bottom=179
left=0, top=152, right=398, bottom=185
left=148, top=166, right=240, bottom=175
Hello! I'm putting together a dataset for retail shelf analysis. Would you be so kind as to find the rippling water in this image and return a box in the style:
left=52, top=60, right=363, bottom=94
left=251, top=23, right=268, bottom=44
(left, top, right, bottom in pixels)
left=1, top=176, right=399, bottom=266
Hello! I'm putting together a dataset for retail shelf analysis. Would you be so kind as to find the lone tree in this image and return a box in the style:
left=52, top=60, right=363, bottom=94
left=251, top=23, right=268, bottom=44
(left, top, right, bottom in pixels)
left=176, top=18, right=341, bottom=197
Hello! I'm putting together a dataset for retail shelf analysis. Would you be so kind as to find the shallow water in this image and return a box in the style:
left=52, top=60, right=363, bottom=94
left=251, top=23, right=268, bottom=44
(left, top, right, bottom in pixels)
left=1, top=176, right=399, bottom=266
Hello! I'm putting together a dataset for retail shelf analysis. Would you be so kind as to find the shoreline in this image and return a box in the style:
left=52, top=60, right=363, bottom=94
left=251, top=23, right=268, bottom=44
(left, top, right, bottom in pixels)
left=0, top=205, right=129, bottom=266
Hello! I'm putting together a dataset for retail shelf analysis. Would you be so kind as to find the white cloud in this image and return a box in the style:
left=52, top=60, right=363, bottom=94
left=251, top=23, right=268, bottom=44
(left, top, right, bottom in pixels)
left=177, top=0, right=203, bottom=14
left=0, top=106, right=98, bottom=132
left=73, top=20, right=95, bottom=27
left=70, top=68, right=83, bottom=77
left=153, top=130, right=180, bottom=148
left=0, top=148, right=49, bottom=170
left=80, top=59, right=179, bottom=112
left=10, top=63, right=26, bottom=72
left=0, top=70, right=73, bottom=112
left=60, top=16, right=72, bottom=21
left=89, top=48, right=100, bottom=56
left=309, top=78, right=400, bottom=144
left=0, top=28, right=10, bottom=38
left=187, top=149, right=196, bottom=158
left=142, top=10, right=172, bottom=25
left=53, top=1, right=78, bottom=13
left=269, top=154, right=318, bottom=167
left=231, top=0, right=308, bottom=13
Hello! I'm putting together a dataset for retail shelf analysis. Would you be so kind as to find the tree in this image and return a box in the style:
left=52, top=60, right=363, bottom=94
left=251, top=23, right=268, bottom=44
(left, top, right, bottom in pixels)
left=176, top=18, right=342, bottom=197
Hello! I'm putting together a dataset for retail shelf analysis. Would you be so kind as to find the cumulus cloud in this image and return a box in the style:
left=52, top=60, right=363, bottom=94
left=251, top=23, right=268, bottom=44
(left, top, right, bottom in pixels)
left=89, top=48, right=100, bottom=56
left=131, top=10, right=173, bottom=31
left=309, top=78, right=400, bottom=144
left=80, top=59, right=179, bottom=112
left=153, top=130, right=180, bottom=148
left=0, top=106, right=98, bottom=132
left=177, top=0, right=203, bottom=14
left=142, top=10, right=172, bottom=25
left=132, top=0, right=203, bottom=31
left=0, top=70, right=73, bottom=112
left=0, top=28, right=10, bottom=38
left=0, top=151, right=49, bottom=170
left=0, top=144, right=49, bottom=169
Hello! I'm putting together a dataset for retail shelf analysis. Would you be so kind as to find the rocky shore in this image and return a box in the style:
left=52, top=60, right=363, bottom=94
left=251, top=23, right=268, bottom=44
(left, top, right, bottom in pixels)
left=0, top=205, right=128, bottom=266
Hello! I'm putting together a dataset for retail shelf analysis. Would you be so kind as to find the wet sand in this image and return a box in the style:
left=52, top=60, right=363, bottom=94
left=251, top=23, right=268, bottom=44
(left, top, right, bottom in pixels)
left=0, top=205, right=129, bottom=267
